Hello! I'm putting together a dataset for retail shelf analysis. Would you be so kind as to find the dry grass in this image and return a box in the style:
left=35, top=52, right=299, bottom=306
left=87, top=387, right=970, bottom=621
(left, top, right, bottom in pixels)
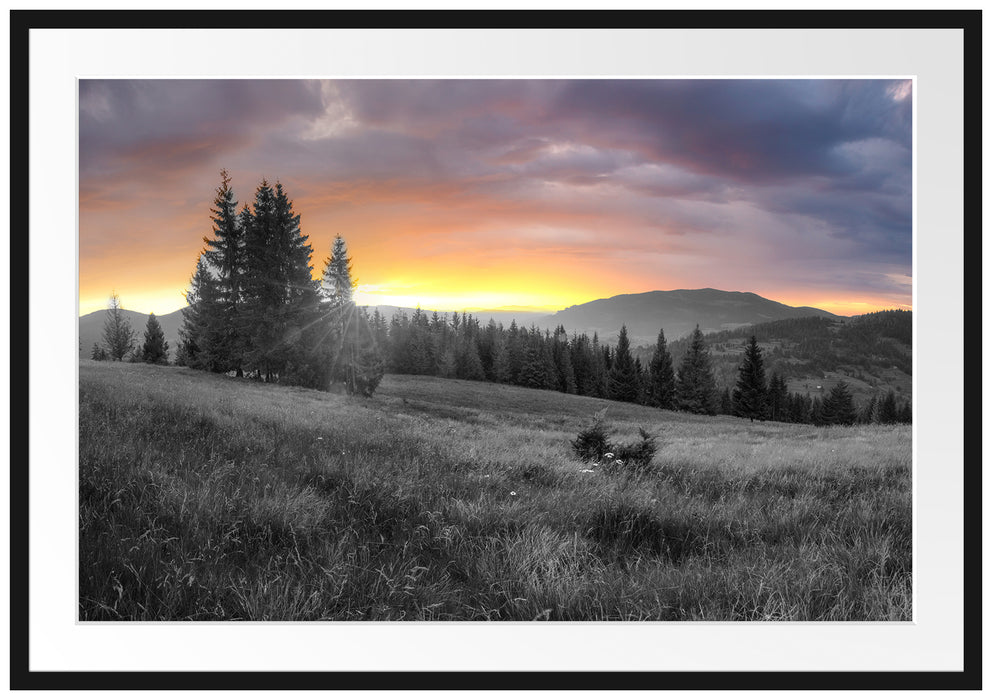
left=79, top=361, right=911, bottom=621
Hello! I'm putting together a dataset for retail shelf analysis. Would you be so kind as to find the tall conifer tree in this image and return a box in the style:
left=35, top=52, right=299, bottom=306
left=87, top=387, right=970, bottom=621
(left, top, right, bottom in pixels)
left=820, top=381, right=857, bottom=425
left=645, top=328, right=676, bottom=409
left=675, top=325, right=718, bottom=415
left=733, top=335, right=768, bottom=421
left=179, top=255, right=223, bottom=371
left=606, top=325, right=640, bottom=403
left=102, top=291, right=135, bottom=361
left=140, top=313, right=169, bottom=364
left=202, top=170, right=244, bottom=373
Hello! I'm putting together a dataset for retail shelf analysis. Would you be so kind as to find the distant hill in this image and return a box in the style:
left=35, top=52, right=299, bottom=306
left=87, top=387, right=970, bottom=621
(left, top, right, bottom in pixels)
left=638, top=310, right=912, bottom=405
left=534, top=288, right=839, bottom=345
left=79, top=308, right=184, bottom=361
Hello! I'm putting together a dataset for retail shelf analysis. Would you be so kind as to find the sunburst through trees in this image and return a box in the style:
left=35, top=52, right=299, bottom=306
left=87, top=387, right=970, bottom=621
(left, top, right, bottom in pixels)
left=178, top=172, right=384, bottom=394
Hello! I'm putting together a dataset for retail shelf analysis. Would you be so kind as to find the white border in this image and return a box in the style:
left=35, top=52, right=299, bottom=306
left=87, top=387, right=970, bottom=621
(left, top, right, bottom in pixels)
left=27, top=24, right=964, bottom=674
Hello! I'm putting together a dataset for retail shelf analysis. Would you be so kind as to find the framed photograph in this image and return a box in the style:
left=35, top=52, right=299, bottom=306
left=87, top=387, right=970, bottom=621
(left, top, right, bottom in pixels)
left=10, top=8, right=981, bottom=692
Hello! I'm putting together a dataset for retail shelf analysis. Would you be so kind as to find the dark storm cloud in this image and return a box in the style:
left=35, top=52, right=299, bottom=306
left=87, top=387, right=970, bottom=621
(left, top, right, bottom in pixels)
left=546, top=79, right=911, bottom=182
left=79, top=79, right=324, bottom=178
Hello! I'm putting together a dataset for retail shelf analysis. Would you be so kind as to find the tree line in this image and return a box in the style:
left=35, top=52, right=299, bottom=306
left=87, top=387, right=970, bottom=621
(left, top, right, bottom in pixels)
left=90, top=170, right=911, bottom=423
left=372, top=314, right=910, bottom=425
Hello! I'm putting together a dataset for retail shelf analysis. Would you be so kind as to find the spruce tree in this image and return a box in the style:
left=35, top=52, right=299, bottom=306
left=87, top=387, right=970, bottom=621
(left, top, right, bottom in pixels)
left=202, top=170, right=244, bottom=374
left=519, top=335, right=556, bottom=390
left=551, top=326, right=577, bottom=394
left=732, top=335, right=768, bottom=422
left=505, top=321, right=524, bottom=385
left=102, top=291, right=136, bottom=361
left=240, top=179, right=319, bottom=382
left=898, top=401, right=912, bottom=424
left=645, top=328, right=676, bottom=409
left=876, top=390, right=899, bottom=424
left=491, top=335, right=512, bottom=384
left=179, top=255, right=223, bottom=371
left=810, top=395, right=824, bottom=425
left=675, top=325, right=718, bottom=415
left=767, top=373, right=789, bottom=421
left=140, top=312, right=169, bottom=365
left=606, top=325, right=640, bottom=403
left=820, top=381, right=856, bottom=426
left=90, top=343, right=108, bottom=361
left=859, top=394, right=878, bottom=424
left=456, top=337, right=486, bottom=381
left=590, top=333, right=607, bottom=397
left=320, top=234, right=356, bottom=307
left=569, top=333, right=592, bottom=395
left=240, top=179, right=280, bottom=379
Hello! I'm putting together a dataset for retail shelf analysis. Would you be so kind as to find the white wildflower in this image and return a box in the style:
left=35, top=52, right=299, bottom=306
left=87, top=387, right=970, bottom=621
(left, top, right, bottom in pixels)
left=604, top=452, right=614, bottom=459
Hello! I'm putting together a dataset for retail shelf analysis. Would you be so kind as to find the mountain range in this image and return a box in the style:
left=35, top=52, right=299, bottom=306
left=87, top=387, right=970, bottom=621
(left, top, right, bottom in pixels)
left=78, top=288, right=840, bottom=361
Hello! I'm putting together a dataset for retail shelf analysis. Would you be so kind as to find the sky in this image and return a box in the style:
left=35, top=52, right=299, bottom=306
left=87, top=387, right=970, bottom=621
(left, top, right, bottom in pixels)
left=79, top=78, right=913, bottom=317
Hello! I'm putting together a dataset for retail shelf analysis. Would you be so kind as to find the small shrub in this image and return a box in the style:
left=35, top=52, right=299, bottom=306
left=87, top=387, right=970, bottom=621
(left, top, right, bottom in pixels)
left=571, top=409, right=610, bottom=462
left=571, top=413, right=658, bottom=470
left=611, top=428, right=658, bottom=470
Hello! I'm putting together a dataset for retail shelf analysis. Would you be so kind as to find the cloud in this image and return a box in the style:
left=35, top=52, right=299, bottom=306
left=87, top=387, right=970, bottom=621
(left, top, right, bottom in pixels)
left=78, top=78, right=913, bottom=316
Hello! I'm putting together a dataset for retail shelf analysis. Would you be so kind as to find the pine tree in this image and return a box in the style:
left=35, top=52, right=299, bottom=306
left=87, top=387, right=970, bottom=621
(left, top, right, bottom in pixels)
left=551, top=326, right=577, bottom=394
left=240, top=179, right=280, bottom=378
left=202, top=170, right=244, bottom=374
left=102, top=291, right=136, bottom=361
left=455, top=337, right=486, bottom=381
left=140, top=312, right=169, bottom=364
left=898, top=401, right=912, bottom=424
left=876, top=390, right=899, bottom=424
left=511, top=328, right=549, bottom=390
left=820, top=381, right=857, bottom=426
left=675, top=325, right=718, bottom=415
left=606, top=325, right=640, bottom=403
left=90, top=343, right=108, bottom=361
left=732, top=335, right=768, bottom=422
left=767, top=373, right=789, bottom=421
left=645, top=328, right=676, bottom=409
left=505, top=321, right=524, bottom=385
left=239, top=179, right=319, bottom=382
left=179, top=255, right=224, bottom=371
left=810, top=395, right=824, bottom=425
left=590, top=332, right=607, bottom=397
left=320, top=234, right=356, bottom=307
left=859, top=394, right=878, bottom=424
left=491, top=335, right=512, bottom=384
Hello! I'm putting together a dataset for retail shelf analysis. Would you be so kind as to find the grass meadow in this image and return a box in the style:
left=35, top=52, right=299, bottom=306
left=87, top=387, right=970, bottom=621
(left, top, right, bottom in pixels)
left=79, top=360, right=912, bottom=621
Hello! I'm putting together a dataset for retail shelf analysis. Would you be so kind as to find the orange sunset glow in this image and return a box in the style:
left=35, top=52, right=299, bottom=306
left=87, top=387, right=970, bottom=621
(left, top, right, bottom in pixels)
left=79, top=79, right=913, bottom=318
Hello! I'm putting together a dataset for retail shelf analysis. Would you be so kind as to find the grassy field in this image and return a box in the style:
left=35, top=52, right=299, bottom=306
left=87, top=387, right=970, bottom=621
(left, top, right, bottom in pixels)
left=79, top=360, right=912, bottom=621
